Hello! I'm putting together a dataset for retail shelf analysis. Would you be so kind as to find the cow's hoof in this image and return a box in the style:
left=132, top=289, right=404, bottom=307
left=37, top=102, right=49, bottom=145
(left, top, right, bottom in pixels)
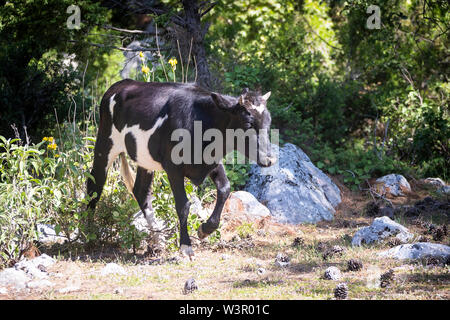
left=197, top=224, right=208, bottom=240
left=180, top=245, right=195, bottom=261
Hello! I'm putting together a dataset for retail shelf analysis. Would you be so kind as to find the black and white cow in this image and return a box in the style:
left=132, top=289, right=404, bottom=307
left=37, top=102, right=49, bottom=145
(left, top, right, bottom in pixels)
left=87, top=79, right=275, bottom=259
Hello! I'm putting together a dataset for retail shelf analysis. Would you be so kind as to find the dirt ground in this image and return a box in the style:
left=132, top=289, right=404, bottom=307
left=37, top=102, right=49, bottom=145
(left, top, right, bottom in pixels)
left=1, top=180, right=449, bottom=300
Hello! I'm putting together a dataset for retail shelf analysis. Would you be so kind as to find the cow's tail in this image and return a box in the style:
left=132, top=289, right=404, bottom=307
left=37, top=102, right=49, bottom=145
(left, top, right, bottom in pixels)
left=119, top=153, right=136, bottom=197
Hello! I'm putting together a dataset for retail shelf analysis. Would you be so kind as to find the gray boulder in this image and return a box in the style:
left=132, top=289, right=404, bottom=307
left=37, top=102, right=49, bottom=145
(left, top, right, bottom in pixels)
left=352, top=216, right=414, bottom=247
left=375, top=174, right=411, bottom=196
left=379, top=242, right=450, bottom=260
left=245, top=143, right=341, bottom=224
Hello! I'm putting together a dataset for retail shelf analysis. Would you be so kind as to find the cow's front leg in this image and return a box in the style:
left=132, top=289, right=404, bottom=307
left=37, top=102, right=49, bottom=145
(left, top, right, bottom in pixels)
left=167, top=171, right=193, bottom=260
left=198, top=163, right=230, bottom=239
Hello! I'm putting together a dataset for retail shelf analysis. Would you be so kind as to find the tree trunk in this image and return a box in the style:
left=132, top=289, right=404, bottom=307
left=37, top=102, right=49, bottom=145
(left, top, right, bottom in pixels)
left=182, top=0, right=211, bottom=89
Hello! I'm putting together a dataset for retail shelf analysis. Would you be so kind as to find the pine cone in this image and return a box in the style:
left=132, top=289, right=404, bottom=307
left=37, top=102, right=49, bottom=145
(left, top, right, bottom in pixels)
left=364, top=201, right=380, bottom=217
left=433, top=227, right=445, bottom=242
left=380, top=269, right=395, bottom=288
left=334, top=283, right=348, bottom=300
left=424, top=256, right=443, bottom=266
left=183, top=278, right=198, bottom=294
left=292, top=237, right=304, bottom=247
left=316, top=241, right=327, bottom=252
left=347, top=259, right=363, bottom=271
left=323, top=245, right=344, bottom=260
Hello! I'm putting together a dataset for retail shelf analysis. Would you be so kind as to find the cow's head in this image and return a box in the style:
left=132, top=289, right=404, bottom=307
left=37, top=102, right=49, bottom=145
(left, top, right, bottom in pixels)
left=211, top=88, right=276, bottom=167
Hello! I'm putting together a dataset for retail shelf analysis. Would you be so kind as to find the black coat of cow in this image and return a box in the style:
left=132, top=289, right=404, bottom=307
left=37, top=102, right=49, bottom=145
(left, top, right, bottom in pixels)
left=87, top=79, right=274, bottom=258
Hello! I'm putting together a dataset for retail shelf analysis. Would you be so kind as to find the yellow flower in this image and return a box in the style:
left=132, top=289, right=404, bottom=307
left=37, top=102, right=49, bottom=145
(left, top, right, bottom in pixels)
left=168, top=58, right=177, bottom=69
left=42, top=137, right=48, bottom=142
left=47, top=137, right=54, bottom=143
left=139, top=51, right=144, bottom=59
left=55, top=154, right=60, bottom=158
left=47, top=143, right=57, bottom=150
left=141, top=65, right=150, bottom=74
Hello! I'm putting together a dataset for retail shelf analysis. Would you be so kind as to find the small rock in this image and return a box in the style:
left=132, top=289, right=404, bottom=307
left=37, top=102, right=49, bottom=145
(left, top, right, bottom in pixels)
left=347, top=259, right=363, bottom=271
left=324, top=267, right=341, bottom=280
left=423, top=178, right=446, bottom=188
left=114, top=288, right=124, bottom=294
left=352, top=216, right=414, bottom=247
left=36, top=224, right=68, bottom=244
left=275, top=253, right=290, bottom=267
left=375, top=174, right=411, bottom=197
left=0, top=287, right=7, bottom=295
left=225, top=191, right=271, bottom=219
left=100, top=263, right=127, bottom=276
left=334, top=283, right=348, bottom=300
left=257, top=268, right=266, bottom=276
left=183, top=278, right=198, bottom=294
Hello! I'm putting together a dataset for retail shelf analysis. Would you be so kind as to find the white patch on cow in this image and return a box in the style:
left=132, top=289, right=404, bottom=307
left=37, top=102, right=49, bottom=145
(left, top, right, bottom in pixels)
left=106, top=114, right=169, bottom=172
left=251, top=103, right=265, bottom=114
left=109, top=94, right=116, bottom=117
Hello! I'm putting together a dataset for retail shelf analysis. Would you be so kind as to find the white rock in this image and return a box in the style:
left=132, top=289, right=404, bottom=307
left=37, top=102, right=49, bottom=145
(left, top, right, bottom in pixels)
left=0, top=268, right=30, bottom=290
left=132, top=210, right=167, bottom=247
left=379, top=242, right=450, bottom=260
left=257, top=268, right=266, bottom=275
left=225, top=191, right=270, bottom=218
left=275, top=253, right=290, bottom=267
left=36, top=224, right=69, bottom=244
left=14, top=254, right=55, bottom=279
left=0, top=287, right=7, bottom=294
left=375, top=174, right=411, bottom=196
left=245, top=143, right=341, bottom=224
left=352, top=216, right=414, bottom=247
left=31, top=254, right=56, bottom=268
left=438, top=185, right=450, bottom=195
left=423, top=178, right=446, bottom=188
left=100, top=263, right=127, bottom=276
left=324, top=266, right=341, bottom=280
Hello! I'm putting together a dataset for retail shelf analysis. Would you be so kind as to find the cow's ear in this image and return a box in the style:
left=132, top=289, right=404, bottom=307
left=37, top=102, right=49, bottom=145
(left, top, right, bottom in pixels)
left=261, top=91, right=271, bottom=101
left=238, top=88, right=249, bottom=106
left=211, top=93, right=234, bottom=111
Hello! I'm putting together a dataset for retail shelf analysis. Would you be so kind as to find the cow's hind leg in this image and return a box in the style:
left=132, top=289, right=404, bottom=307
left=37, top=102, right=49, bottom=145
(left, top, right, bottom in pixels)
left=132, top=167, right=165, bottom=244
left=166, top=170, right=193, bottom=259
left=87, top=132, right=120, bottom=209
left=198, top=163, right=230, bottom=239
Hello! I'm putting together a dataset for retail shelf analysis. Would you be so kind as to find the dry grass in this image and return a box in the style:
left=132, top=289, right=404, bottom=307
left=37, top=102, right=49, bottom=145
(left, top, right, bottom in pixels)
left=1, top=184, right=449, bottom=300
